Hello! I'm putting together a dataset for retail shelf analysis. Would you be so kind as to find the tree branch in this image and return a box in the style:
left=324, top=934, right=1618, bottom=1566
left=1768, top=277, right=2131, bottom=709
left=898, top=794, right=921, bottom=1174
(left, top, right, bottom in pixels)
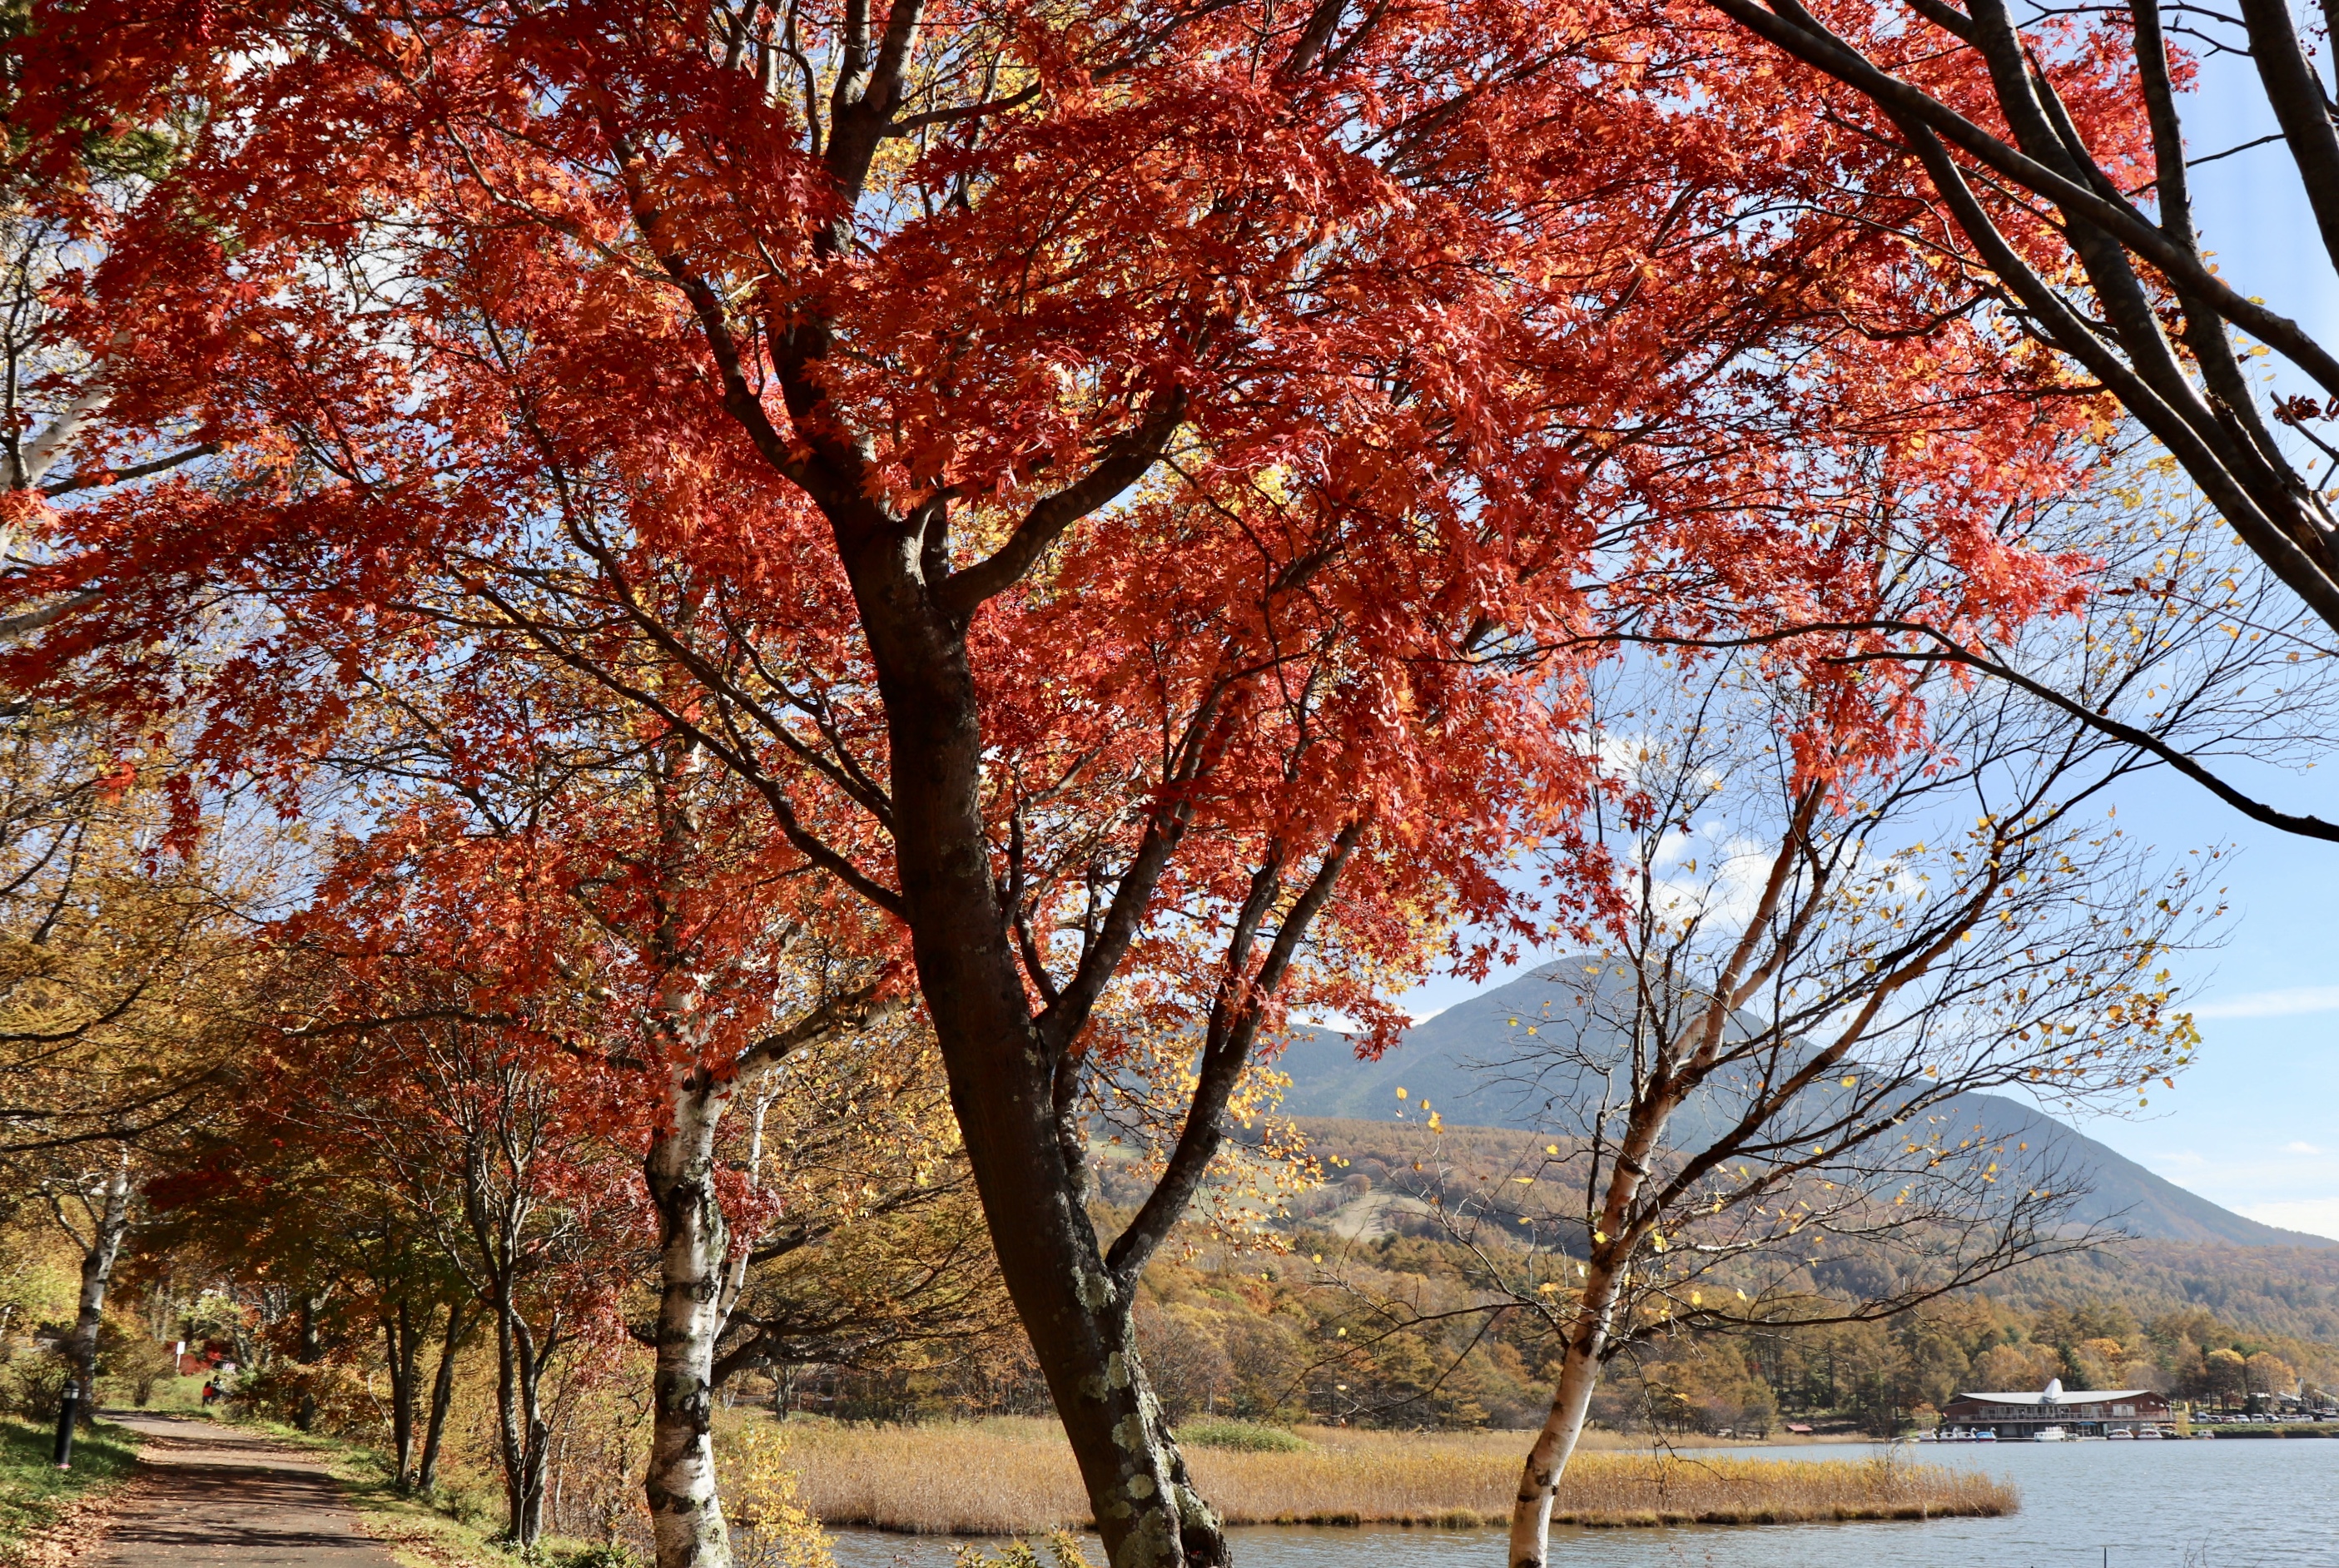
left=931, top=389, right=1186, bottom=618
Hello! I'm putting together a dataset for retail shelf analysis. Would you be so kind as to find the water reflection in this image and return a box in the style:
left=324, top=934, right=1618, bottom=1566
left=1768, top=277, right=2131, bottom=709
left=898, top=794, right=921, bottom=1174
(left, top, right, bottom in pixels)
left=827, top=1438, right=2339, bottom=1567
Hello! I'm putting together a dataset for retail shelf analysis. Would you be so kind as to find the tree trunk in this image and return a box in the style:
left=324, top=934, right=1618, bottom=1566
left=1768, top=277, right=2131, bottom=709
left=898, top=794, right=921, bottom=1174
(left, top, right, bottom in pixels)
left=643, top=1069, right=735, bottom=1568
left=385, top=1302, right=422, bottom=1488
left=1508, top=1084, right=1681, bottom=1568
left=492, top=1298, right=551, bottom=1546
left=1507, top=1265, right=1622, bottom=1568
left=63, top=1157, right=132, bottom=1414
left=294, top=1293, right=325, bottom=1432
left=417, top=1303, right=470, bottom=1494
left=515, top=1332, right=550, bottom=1547
left=845, top=538, right=1224, bottom=1568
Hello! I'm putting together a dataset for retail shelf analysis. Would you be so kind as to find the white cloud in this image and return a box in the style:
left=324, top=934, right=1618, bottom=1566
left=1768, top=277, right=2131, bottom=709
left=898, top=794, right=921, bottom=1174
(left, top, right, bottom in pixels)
left=2236, top=1198, right=2339, bottom=1243
left=2189, top=985, right=2339, bottom=1020
left=2284, top=1141, right=2324, bottom=1155
left=1639, top=829, right=1781, bottom=933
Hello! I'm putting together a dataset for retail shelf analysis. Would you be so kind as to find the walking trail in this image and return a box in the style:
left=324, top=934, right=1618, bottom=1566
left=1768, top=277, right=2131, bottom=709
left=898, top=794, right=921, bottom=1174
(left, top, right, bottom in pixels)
left=78, top=1412, right=402, bottom=1568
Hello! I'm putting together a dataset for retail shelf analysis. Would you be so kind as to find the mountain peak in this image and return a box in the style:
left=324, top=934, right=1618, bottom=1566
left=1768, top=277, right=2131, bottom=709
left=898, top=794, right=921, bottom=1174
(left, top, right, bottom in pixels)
left=1269, top=965, right=2335, bottom=1252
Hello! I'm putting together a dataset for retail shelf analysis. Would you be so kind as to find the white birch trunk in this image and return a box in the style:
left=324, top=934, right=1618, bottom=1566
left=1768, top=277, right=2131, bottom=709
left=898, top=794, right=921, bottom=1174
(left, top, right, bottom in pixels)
left=644, top=1068, right=735, bottom=1568
left=64, top=1156, right=133, bottom=1402
left=1509, top=1086, right=1683, bottom=1568
left=1507, top=1263, right=1621, bottom=1567
left=15, top=380, right=108, bottom=492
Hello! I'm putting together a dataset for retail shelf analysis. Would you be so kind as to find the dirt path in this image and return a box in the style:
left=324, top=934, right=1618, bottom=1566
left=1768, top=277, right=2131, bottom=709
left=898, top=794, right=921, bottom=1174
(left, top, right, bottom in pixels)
left=77, top=1412, right=402, bottom=1568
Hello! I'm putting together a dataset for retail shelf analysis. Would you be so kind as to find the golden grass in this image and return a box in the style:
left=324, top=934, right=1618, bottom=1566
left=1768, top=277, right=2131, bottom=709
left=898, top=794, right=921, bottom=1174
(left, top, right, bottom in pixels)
left=739, top=1415, right=2015, bottom=1535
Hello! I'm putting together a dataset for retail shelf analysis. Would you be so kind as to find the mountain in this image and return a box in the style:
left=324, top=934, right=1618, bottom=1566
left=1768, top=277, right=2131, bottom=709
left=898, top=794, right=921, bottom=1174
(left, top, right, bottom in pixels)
left=1269, top=962, right=2337, bottom=1252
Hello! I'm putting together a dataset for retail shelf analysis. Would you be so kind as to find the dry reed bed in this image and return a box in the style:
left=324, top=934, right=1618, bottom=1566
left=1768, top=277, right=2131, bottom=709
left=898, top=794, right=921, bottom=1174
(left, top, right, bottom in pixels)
left=744, top=1417, right=2015, bottom=1535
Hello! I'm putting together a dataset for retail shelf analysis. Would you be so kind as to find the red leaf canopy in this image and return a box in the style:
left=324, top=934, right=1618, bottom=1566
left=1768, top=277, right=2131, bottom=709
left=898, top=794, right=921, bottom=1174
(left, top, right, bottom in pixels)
left=7, top=0, right=2125, bottom=1031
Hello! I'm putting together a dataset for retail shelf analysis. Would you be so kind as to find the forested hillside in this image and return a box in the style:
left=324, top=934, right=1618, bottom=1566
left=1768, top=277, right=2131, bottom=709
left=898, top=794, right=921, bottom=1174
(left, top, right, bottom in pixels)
left=1271, top=965, right=2336, bottom=1251
left=830, top=1114, right=2339, bottom=1440
left=1264, top=1116, right=2339, bottom=1347
left=802, top=1203, right=2339, bottom=1438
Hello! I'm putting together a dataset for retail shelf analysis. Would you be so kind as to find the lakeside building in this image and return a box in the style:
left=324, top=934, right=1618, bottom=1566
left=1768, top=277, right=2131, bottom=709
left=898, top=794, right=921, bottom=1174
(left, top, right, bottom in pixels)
left=1941, top=1378, right=2173, bottom=1438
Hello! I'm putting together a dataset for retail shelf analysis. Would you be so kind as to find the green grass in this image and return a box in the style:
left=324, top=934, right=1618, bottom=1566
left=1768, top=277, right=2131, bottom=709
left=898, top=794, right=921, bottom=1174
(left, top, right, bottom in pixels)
left=1173, top=1418, right=1313, bottom=1453
left=117, top=1375, right=212, bottom=1414
left=0, top=1415, right=143, bottom=1558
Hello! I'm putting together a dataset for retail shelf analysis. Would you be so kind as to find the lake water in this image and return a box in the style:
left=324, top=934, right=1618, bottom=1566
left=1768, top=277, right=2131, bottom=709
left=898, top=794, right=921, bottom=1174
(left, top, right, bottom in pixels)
left=827, top=1438, right=2339, bottom=1568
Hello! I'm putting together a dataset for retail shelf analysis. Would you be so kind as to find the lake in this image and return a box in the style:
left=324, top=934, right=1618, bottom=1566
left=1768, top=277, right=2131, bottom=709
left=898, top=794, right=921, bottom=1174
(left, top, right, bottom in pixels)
left=826, top=1437, right=2339, bottom=1568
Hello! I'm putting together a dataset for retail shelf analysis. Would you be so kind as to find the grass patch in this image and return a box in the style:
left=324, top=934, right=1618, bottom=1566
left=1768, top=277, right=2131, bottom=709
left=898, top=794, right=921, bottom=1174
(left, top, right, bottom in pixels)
left=1173, top=1420, right=1310, bottom=1453
left=0, top=1416, right=143, bottom=1561
left=117, top=1376, right=212, bottom=1415
left=747, top=1415, right=2017, bottom=1536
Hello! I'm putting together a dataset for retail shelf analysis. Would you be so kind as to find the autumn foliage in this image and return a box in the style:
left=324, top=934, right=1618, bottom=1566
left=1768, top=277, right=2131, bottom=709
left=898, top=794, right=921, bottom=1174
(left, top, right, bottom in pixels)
left=1, top=0, right=2160, bottom=1561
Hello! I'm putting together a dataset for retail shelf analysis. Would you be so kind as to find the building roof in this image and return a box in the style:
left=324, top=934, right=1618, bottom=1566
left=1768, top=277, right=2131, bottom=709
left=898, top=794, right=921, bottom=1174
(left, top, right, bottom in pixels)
left=1951, top=1389, right=2157, bottom=1406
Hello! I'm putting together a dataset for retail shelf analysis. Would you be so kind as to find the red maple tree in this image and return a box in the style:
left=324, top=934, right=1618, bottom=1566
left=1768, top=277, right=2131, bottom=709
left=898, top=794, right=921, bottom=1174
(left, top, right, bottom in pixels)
left=5, top=2, right=2140, bottom=1561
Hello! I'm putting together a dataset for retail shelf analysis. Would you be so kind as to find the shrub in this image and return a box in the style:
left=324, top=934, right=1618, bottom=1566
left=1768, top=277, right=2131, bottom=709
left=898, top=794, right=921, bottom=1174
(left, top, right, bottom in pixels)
left=556, top=1546, right=642, bottom=1568
left=0, top=1351, right=70, bottom=1422
left=724, top=1422, right=834, bottom=1568
left=950, top=1531, right=1094, bottom=1568
left=1173, top=1419, right=1310, bottom=1453
left=96, top=1320, right=177, bottom=1407
left=227, top=1362, right=377, bottom=1434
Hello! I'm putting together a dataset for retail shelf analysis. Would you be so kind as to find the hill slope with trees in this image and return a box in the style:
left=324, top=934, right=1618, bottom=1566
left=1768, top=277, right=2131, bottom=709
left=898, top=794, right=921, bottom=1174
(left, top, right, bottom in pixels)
left=1271, top=965, right=2333, bottom=1251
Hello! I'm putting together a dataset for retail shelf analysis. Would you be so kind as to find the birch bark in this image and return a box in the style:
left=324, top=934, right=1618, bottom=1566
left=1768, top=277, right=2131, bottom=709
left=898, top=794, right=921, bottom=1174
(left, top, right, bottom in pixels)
left=492, top=1302, right=553, bottom=1547
left=1507, top=1260, right=1623, bottom=1567
left=61, top=1153, right=132, bottom=1407
left=643, top=1068, right=736, bottom=1568
left=1507, top=1081, right=1682, bottom=1567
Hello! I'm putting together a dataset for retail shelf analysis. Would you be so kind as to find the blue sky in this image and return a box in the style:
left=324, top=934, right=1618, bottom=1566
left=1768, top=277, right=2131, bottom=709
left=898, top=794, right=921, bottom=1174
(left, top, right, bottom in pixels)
left=2066, top=50, right=2339, bottom=1242
left=1394, top=50, right=2339, bottom=1241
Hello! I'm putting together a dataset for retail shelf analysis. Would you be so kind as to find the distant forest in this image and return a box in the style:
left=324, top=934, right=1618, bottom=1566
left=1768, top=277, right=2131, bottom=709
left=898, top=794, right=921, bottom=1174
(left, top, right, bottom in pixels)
left=777, top=1116, right=2339, bottom=1438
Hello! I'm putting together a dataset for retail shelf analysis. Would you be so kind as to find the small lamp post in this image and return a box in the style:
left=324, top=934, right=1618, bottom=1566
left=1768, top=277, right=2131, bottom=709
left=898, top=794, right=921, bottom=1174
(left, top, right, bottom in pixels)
left=52, top=1379, right=80, bottom=1470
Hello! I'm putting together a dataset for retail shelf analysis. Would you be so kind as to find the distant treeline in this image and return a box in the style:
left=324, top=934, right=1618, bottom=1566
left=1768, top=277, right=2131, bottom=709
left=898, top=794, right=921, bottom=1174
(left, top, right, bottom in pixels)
left=776, top=1221, right=2339, bottom=1437
left=785, top=1118, right=2339, bottom=1437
